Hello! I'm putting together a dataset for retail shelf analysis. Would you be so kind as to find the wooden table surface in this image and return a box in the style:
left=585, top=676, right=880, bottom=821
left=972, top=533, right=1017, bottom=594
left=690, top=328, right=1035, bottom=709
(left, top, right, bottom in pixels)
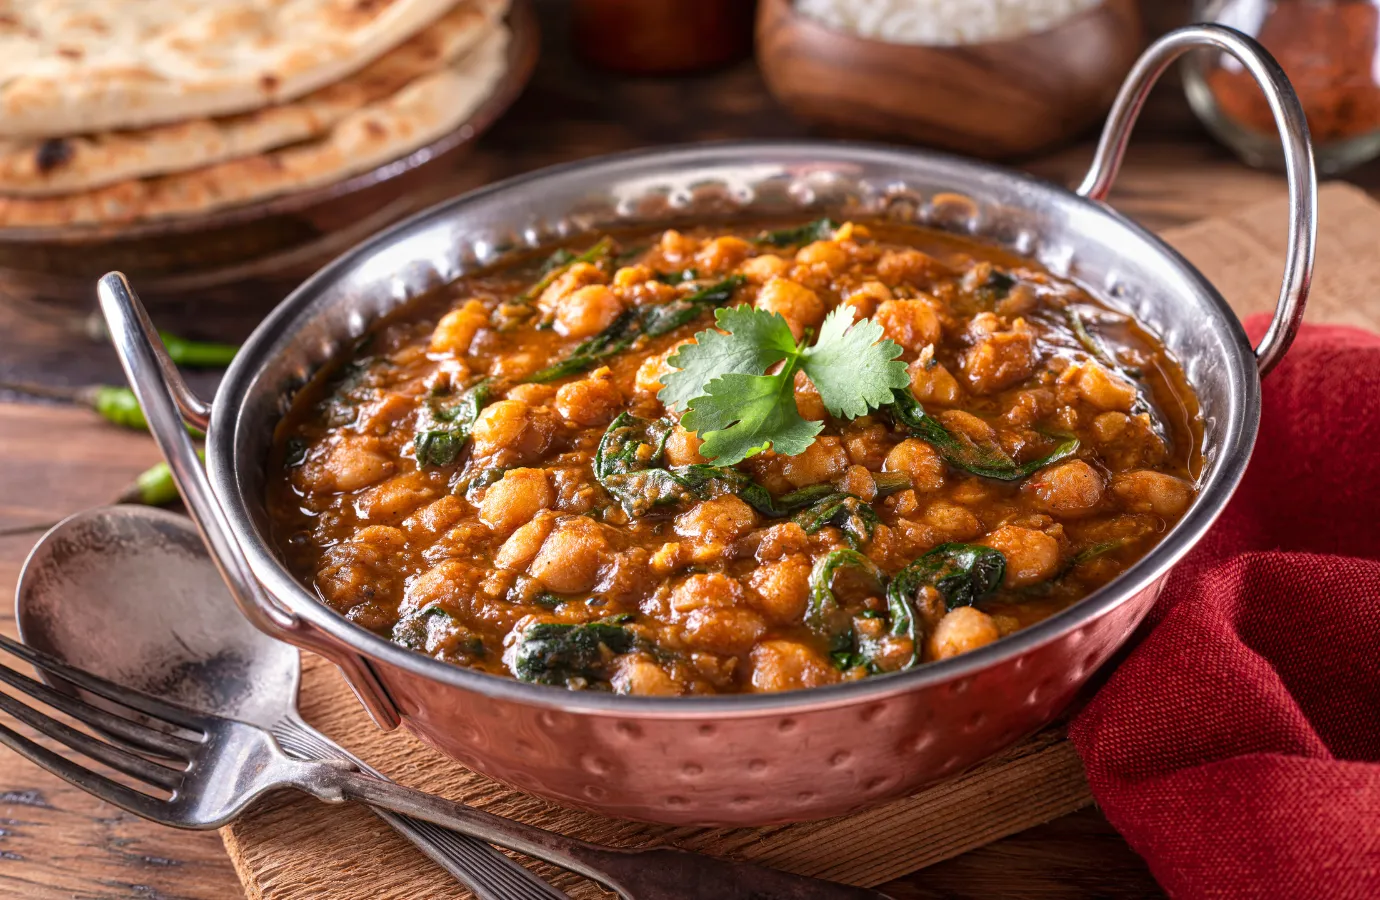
left=0, top=1, right=1371, bottom=897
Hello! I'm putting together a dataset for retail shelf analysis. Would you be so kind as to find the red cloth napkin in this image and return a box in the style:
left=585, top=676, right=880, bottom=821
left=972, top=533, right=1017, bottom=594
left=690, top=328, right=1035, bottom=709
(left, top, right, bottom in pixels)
left=1071, top=316, right=1380, bottom=898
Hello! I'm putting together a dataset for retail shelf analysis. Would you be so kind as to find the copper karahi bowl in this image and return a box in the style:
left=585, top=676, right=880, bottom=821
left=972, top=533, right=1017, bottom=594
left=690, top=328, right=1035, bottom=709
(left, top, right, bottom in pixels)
left=99, top=27, right=1315, bottom=826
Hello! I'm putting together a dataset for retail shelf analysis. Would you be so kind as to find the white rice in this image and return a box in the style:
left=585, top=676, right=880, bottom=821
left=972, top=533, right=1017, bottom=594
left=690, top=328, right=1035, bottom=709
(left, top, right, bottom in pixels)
left=794, top=0, right=1105, bottom=46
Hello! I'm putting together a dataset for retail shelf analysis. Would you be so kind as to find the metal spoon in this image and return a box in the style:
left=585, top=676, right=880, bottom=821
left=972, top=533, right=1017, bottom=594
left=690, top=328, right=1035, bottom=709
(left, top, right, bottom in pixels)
left=14, top=504, right=568, bottom=900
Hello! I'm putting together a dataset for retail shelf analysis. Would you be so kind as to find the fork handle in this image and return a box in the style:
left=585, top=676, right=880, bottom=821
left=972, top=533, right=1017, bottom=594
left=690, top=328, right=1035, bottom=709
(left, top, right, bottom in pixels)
left=312, top=765, right=630, bottom=894
left=275, top=718, right=568, bottom=900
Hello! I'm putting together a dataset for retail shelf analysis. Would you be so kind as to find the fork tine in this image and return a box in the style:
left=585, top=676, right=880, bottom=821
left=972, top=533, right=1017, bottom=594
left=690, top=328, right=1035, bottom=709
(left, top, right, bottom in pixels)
left=0, top=668, right=184, bottom=792
left=0, top=659, right=198, bottom=759
left=0, top=719, right=175, bottom=826
left=0, top=634, right=206, bottom=731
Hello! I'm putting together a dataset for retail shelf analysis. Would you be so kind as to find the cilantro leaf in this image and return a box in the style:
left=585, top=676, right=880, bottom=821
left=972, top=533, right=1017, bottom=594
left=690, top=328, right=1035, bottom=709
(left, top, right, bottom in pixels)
left=664, top=302, right=906, bottom=465
left=685, top=372, right=823, bottom=464
left=659, top=305, right=797, bottom=412
left=801, top=307, right=909, bottom=419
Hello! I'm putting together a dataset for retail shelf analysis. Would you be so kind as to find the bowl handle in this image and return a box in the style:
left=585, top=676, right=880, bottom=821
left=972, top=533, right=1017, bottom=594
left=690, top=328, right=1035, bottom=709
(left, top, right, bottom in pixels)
left=1076, top=24, right=1316, bottom=379
left=96, top=272, right=402, bottom=730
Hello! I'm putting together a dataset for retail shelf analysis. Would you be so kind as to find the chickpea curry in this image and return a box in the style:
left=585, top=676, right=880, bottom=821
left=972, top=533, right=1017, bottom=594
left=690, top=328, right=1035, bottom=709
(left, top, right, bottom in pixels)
left=267, top=218, right=1201, bottom=696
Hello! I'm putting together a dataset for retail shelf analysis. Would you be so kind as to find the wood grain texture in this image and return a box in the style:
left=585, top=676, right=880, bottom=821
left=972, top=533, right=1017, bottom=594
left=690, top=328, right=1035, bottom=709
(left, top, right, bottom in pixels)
left=755, top=0, right=1145, bottom=158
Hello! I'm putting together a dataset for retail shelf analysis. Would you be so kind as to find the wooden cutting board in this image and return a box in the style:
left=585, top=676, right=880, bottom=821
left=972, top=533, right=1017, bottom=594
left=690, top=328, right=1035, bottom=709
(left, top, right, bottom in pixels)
left=204, top=183, right=1380, bottom=897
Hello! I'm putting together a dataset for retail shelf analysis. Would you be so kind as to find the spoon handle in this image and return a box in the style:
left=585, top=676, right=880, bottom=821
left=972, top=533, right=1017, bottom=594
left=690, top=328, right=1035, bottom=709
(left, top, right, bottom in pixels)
left=274, top=717, right=568, bottom=900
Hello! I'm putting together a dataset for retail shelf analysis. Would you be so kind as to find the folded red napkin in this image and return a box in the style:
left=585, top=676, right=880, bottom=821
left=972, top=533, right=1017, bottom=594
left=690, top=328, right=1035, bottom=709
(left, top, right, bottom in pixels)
left=1071, top=316, right=1380, bottom=898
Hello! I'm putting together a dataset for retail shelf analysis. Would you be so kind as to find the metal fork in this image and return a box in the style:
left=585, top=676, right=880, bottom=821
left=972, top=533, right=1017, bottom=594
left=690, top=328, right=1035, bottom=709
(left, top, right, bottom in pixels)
left=0, top=633, right=891, bottom=900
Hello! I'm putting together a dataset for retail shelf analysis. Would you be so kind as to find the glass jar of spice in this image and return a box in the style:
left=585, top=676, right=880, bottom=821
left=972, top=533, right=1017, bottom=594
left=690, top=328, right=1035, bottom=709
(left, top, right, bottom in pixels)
left=1184, top=0, right=1380, bottom=174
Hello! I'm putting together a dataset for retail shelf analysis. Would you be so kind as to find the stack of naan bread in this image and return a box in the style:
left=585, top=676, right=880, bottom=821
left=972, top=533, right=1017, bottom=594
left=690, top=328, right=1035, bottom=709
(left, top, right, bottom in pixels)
left=0, top=0, right=511, bottom=228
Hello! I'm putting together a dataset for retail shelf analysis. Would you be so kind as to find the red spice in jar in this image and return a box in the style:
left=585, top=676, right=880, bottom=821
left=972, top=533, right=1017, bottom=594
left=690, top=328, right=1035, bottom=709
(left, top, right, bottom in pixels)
left=1207, top=1, right=1380, bottom=142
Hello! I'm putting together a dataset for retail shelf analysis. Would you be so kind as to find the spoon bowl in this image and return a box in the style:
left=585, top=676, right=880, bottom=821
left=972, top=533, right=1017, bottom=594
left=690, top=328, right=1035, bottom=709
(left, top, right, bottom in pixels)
left=15, top=505, right=298, bottom=725
left=13, top=504, right=568, bottom=900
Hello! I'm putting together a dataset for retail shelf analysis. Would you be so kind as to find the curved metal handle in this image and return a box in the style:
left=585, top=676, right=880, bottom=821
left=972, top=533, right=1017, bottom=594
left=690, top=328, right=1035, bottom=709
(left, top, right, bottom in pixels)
left=96, top=272, right=401, bottom=730
left=1077, top=24, right=1317, bottom=378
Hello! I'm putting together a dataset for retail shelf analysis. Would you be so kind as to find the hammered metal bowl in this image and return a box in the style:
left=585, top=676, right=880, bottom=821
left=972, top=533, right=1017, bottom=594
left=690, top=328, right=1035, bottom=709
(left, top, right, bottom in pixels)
left=96, top=26, right=1315, bottom=826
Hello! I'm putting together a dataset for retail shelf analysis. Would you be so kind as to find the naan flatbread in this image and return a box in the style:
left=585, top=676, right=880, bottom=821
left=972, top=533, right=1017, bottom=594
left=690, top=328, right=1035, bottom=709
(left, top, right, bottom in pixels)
left=0, top=0, right=470, bottom=138
left=0, top=0, right=504, bottom=196
left=0, top=24, right=510, bottom=227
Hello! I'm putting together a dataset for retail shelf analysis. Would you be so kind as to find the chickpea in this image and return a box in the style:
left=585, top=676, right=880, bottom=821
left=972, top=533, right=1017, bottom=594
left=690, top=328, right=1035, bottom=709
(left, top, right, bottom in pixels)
left=429, top=300, right=487, bottom=355
left=780, top=435, right=849, bottom=488
left=842, top=280, right=892, bottom=322
left=496, top=514, right=555, bottom=570
left=674, top=495, right=758, bottom=545
left=874, top=298, right=942, bottom=356
left=357, top=391, right=417, bottom=435
left=753, top=522, right=810, bottom=561
left=937, top=409, right=997, bottom=445
left=1091, top=411, right=1131, bottom=444
left=471, top=400, right=555, bottom=461
left=695, top=235, right=753, bottom=274
left=664, top=425, right=706, bottom=466
left=738, top=253, right=791, bottom=284
left=883, top=439, right=946, bottom=493
left=634, top=338, right=693, bottom=394
left=649, top=541, right=685, bottom=576
left=981, top=525, right=1061, bottom=588
left=748, top=640, right=839, bottom=692
left=907, top=353, right=962, bottom=406
left=490, top=351, right=541, bottom=381
left=962, top=314, right=1036, bottom=395
left=835, top=464, right=878, bottom=502
left=1003, top=387, right=1055, bottom=427
left=303, top=434, right=393, bottom=493
left=795, top=387, right=826, bottom=422
left=537, top=261, right=605, bottom=309
left=926, top=607, right=1001, bottom=661
left=795, top=239, right=849, bottom=273
left=670, top=572, right=743, bottom=612
left=1064, top=361, right=1137, bottom=413
left=681, top=607, right=766, bottom=656
left=923, top=502, right=983, bottom=543
left=1111, top=470, right=1194, bottom=518
left=555, top=371, right=623, bottom=427
left=402, top=558, right=483, bottom=619
left=553, top=284, right=623, bottom=339
left=479, top=468, right=554, bottom=535
left=1025, top=460, right=1104, bottom=518
left=659, top=228, right=699, bottom=261
left=402, top=494, right=467, bottom=538
left=748, top=555, right=812, bottom=624
left=505, top=383, right=556, bottom=405
left=842, top=418, right=891, bottom=470
left=528, top=516, right=611, bottom=594
left=355, top=472, right=436, bottom=523
left=877, top=248, right=947, bottom=286
left=996, top=283, right=1039, bottom=318
left=612, top=655, right=682, bottom=696
left=756, top=276, right=824, bottom=341
left=612, top=264, right=653, bottom=288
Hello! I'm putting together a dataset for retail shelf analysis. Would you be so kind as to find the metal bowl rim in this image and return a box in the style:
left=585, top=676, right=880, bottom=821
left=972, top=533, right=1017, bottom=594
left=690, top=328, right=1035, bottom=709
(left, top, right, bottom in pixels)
left=209, top=138, right=1259, bottom=718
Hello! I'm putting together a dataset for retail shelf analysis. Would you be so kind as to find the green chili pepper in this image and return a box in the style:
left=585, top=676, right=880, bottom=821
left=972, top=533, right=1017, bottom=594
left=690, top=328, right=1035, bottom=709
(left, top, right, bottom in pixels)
left=0, top=381, right=201, bottom=435
left=156, top=330, right=239, bottom=368
left=116, top=450, right=206, bottom=507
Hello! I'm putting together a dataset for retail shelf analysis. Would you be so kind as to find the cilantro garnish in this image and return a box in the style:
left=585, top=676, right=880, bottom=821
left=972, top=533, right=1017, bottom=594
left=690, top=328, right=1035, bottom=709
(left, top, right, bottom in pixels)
left=659, top=305, right=909, bottom=465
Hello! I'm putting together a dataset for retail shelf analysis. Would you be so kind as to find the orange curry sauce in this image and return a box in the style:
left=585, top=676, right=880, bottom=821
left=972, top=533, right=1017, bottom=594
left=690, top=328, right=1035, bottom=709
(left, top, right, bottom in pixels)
left=267, top=220, right=1201, bottom=695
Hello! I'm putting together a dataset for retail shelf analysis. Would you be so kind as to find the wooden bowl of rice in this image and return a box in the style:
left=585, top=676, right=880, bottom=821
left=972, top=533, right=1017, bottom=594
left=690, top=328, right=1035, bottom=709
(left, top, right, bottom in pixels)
left=756, top=0, right=1144, bottom=159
